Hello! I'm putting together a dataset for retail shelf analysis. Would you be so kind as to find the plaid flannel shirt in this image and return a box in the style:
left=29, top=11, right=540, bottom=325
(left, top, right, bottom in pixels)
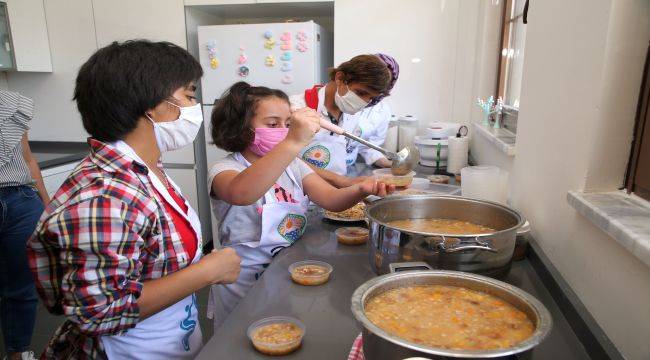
left=27, top=139, right=196, bottom=359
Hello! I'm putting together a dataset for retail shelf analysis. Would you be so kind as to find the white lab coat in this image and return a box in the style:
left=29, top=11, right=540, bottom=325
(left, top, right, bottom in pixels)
left=290, top=87, right=392, bottom=174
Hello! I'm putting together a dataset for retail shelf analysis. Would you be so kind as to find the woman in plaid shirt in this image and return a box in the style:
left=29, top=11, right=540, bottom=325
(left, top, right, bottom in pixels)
left=26, top=40, right=241, bottom=359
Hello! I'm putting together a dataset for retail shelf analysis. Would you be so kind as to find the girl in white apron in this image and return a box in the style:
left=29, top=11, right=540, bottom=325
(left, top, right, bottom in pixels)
left=207, top=82, right=395, bottom=330
left=289, top=53, right=400, bottom=183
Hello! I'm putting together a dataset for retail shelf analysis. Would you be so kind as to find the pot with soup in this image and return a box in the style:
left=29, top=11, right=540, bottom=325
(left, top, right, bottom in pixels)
left=365, top=195, right=524, bottom=277
left=351, top=266, right=552, bottom=359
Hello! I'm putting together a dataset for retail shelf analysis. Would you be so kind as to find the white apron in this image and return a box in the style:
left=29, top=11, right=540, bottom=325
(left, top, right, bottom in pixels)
left=300, top=129, right=348, bottom=175
left=101, top=141, right=203, bottom=360
left=210, top=152, right=310, bottom=330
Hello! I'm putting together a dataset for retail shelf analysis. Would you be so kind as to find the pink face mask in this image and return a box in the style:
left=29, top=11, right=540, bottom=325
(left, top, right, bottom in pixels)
left=248, top=127, right=289, bottom=156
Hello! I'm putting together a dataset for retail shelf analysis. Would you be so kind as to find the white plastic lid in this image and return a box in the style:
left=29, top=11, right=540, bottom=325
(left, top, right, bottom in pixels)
left=399, top=115, right=418, bottom=122
left=414, top=136, right=448, bottom=145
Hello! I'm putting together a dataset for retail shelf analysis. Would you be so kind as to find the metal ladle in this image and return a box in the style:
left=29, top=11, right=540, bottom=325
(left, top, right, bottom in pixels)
left=319, top=119, right=420, bottom=175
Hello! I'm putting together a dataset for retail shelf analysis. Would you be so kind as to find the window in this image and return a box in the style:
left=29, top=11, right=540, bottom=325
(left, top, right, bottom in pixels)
left=625, top=42, right=650, bottom=202
left=496, top=0, right=528, bottom=109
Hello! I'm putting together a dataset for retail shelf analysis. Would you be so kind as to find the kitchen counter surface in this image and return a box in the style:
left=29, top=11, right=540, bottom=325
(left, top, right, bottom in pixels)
left=197, top=170, right=596, bottom=359
left=30, top=141, right=88, bottom=170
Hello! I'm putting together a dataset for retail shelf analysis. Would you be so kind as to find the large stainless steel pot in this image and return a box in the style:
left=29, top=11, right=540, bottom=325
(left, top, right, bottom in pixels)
left=366, top=195, right=524, bottom=276
left=351, top=265, right=553, bottom=359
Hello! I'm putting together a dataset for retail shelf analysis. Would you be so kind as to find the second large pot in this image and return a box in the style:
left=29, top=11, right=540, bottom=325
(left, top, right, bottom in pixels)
left=366, top=195, right=524, bottom=276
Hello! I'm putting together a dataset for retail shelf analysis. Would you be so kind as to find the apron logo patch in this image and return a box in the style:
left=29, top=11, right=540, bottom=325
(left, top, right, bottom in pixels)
left=277, top=214, right=307, bottom=243
left=180, top=293, right=198, bottom=351
left=302, top=145, right=330, bottom=168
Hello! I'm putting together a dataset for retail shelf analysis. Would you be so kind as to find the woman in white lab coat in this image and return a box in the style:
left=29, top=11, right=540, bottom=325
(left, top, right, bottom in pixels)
left=289, top=53, right=400, bottom=187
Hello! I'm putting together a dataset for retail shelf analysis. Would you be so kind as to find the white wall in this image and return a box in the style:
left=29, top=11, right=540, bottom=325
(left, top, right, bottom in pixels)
left=489, top=0, right=650, bottom=358
left=335, top=0, right=467, bottom=126
left=6, top=0, right=98, bottom=141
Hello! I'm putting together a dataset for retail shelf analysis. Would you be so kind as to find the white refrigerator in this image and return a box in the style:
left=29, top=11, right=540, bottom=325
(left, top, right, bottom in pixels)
left=198, top=21, right=332, bottom=106
left=197, top=21, right=332, bottom=242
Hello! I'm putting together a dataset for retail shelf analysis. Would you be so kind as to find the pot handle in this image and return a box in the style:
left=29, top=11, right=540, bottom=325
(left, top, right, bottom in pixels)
left=389, top=261, right=433, bottom=273
left=427, top=235, right=498, bottom=253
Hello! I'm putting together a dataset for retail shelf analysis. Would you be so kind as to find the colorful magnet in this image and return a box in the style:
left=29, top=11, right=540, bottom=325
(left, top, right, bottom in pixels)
left=264, top=30, right=274, bottom=39
left=281, top=42, right=293, bottom=51
left=296, top=42, right=308, bottom=52
left=206, top=41, right=219, bottom=69
left=280, top=52, right=292, bottom=61
left=281, top=74, right=294, bottom=84
left=265, top=55, right=276, bottom=67
left=280, top=32, right=292, bottom=41
left=264, top=38, right=276, bottom=49
left=296, top=30, right=308, bottom=41
left=238, top=66, right=250, bottom=77
left=238, top=53, right=248, bottom=64
left=281, top=62, right=293, bottom=71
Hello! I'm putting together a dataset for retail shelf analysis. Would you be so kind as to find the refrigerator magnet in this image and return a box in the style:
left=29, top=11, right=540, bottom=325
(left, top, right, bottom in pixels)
left=238, top=66, right=250, bottom=77
left=281, top=74, right=294, bottom=84
left=281, top=42, right=293, bottom=51
left=281, top=52, right=292, bottom=61
left=264, top=38, right=276, bottom=49
left=280, top=32, right=292, bottom=41
left=265, top=55, right=276, bottom=67
left=264, top=30, right=273, bottom=39
left=297, top=42, right=308, bottom=52
left=296, top=30, right=308, bottom=41
left=281, top=62, right=293, bottom=72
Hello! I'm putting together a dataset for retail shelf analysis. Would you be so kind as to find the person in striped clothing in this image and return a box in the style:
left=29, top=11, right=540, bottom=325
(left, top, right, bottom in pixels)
left=0, top=90, right=49, bottom=360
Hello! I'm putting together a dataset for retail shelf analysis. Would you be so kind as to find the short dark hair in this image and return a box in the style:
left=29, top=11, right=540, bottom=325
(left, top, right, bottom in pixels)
left=74, top=40, right=203, bottom=142
left=328, top=54, right=391, bottom=94
left=210, top=81, right=289, bottom=153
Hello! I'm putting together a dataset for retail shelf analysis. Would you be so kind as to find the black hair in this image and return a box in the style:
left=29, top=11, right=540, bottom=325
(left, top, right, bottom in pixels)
left=74, top=40, right=203, bottom=142
left=211, top=81, right=289, bottom=152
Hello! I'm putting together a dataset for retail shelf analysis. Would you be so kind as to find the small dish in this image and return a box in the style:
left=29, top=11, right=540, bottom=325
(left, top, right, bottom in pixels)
left=373, top=169, right=416, bottom=187
left=247, top=316, right=305, bottom=356
left=335, top=227, right=369, bottom=246
left=289, top=260, right=333, bottom=286
left=428, top=175, right=450, bottom=184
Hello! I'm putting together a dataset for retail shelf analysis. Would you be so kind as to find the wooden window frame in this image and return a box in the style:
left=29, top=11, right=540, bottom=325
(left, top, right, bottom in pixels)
left=624, top=42, right=650, bottom=201
left=496, top=0, right=527, bottom=104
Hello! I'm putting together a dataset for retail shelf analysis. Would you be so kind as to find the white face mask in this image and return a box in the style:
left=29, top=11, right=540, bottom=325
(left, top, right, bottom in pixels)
left=334, top=84, right=369, bottom=114
left=147, top=101, right=203, bottom=152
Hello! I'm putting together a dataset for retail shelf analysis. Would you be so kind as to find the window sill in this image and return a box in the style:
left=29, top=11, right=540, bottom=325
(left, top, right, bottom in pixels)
left=567, top=190, right=650, bottom=267
left=472, top=123, right=516, bottom=156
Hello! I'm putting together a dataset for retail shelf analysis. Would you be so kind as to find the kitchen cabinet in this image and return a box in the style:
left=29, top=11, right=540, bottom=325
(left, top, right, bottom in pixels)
left=41, top=161, right=79, bottom=196
left=2, top=0, right=53, bottom=72
left=166, top=167, right=199, bottom=213
left=91, top=0, right=186, bottom=48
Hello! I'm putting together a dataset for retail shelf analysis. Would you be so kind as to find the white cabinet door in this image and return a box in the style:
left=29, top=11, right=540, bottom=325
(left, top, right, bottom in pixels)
left=166, top=168, right=199, bottom=212
left=41, top=162, right=80, bottom=196
left=92, top=0, right=187, bottom=48
left=5, top=0, right=53, bottom=72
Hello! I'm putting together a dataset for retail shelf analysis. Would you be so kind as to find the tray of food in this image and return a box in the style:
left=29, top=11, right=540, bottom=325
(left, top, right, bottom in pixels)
left=323, top=202, right=366, bottom=222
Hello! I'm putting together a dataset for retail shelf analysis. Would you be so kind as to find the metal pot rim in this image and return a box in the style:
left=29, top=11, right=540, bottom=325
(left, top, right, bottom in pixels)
left=351, top=270, right=553, bottom=358
left=365, top=195, right=525, bottom=238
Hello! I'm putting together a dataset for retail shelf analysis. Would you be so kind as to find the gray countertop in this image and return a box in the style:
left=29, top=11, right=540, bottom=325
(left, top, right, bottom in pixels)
left=197, top=185, right=593, bottom=359
left=30, top=141, right=87, bottom=170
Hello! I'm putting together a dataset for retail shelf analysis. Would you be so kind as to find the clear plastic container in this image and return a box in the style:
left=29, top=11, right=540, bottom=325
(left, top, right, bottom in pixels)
left=335, top=227, right=369, bottom=246
left=247, top=316, right=305, bottom=356
left=398, top=115, right=418, bottom=147
left=289, top=260, right=333, bottom=286
left=373, top=169, right=416, bottom=187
